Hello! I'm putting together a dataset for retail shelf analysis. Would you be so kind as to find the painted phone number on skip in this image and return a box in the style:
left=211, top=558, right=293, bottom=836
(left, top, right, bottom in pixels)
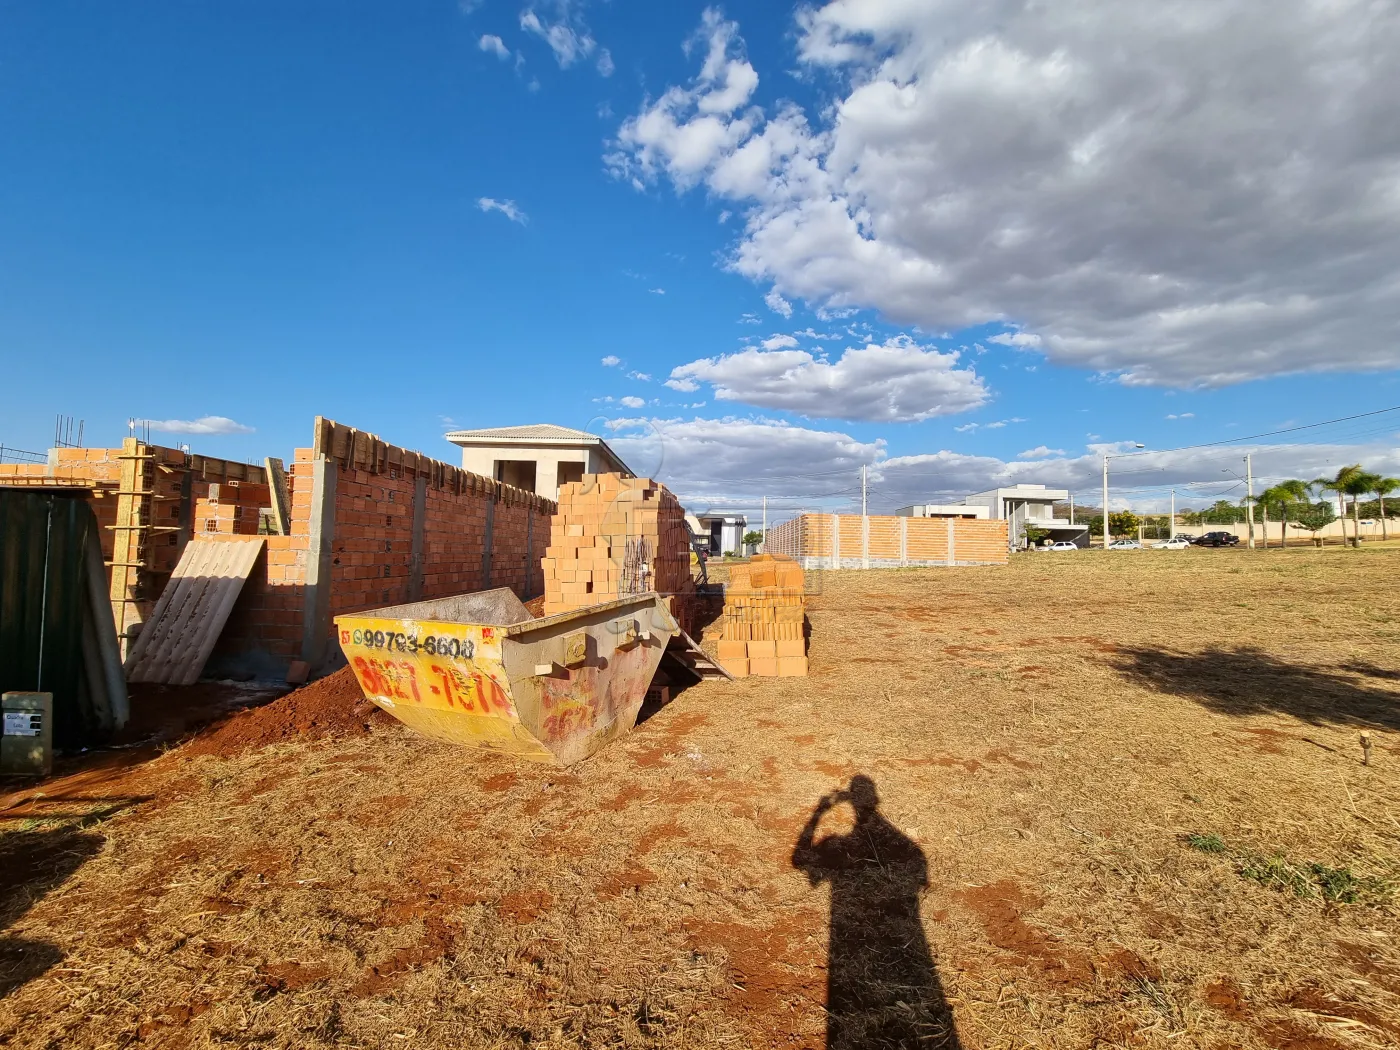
left=344, top=628, right=476, bottom=661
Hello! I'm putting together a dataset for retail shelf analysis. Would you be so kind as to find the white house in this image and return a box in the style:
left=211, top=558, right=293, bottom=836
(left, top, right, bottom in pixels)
left=444, top=424, right=633, bottom=502
left=686, top=513, right=748, bottom=556
left=959, top=484, right=1088, bottom=549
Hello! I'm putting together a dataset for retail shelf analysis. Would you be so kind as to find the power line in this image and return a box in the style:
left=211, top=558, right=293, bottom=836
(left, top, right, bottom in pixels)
left=1109, top=405, right=1400, bottom=460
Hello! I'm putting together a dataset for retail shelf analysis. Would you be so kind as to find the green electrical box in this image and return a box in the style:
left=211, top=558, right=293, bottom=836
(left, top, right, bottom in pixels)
left=1, top=692, right=53, bottom=776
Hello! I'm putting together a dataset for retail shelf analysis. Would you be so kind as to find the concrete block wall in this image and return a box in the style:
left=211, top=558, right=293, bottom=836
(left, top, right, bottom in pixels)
left=765, top=513, right=1009, bottom=568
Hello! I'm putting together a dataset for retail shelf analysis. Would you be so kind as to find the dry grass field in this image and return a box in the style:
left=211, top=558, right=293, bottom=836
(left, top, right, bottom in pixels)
left=2, top=545, right=1399, bottom=1049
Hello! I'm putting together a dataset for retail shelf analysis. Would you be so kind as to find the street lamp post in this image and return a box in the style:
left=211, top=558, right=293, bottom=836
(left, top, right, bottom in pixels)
left=1102, top=444, right=1146, bottom=549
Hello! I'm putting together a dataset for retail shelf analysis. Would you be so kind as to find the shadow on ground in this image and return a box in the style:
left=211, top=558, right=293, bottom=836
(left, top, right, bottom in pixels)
left=793, top=775, right=962, bottom=1049
left=0, top=826, right=106, bottom=997
left=1111, top=645, right=1400, bottom=730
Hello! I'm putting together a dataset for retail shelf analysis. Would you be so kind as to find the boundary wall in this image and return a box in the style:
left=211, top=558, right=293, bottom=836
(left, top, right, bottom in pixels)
left=765, top=513, right=1008, bottom=569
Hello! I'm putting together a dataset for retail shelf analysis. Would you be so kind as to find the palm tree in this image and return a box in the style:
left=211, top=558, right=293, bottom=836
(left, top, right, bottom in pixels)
left=1343, top=470, right=1382, bottom=545
left=1372, top=476, right=1399, bottom=541
left=1314, top=465, right=1364, bottom=546
left=1259, top=480, right=1309, bottom=549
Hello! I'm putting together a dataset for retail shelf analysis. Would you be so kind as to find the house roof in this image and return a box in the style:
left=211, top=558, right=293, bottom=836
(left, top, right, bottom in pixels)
left=444, top=424, right=602, bottom=443
left=443, top=423, right=633, bottom=475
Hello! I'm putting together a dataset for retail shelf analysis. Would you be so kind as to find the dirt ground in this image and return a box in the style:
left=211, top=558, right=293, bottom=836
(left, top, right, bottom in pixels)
left=2, top=546, right=1398, bottom=1049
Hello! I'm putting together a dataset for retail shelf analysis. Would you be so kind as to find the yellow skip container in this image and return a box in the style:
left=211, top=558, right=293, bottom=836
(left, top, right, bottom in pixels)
left=335, top=588, right=679, bottom=765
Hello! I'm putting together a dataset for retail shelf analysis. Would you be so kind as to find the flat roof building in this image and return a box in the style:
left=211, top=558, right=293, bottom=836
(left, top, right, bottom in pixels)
left=959, top=484, right=1087, bottom=550
left=894, top=504, right=989, bottom=519
left=444, top=424, right=632, bottom=502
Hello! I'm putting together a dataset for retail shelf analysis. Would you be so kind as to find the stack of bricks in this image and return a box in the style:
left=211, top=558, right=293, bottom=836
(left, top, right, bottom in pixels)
left=193, top=481, right=272, bottom=536
left=715, top=554, right=807, bottom=677
left=541, top=474, right=695, bottom=630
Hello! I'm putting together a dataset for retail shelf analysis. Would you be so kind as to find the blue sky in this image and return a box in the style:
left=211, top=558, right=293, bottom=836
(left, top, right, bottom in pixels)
left=3, top=1, right=1399, bottom=515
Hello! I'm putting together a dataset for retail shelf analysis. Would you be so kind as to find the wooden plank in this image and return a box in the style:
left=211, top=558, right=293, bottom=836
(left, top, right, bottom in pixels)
left=264, top=457, right=290, bottom=536
left=124, top=538, right=264, bottom=685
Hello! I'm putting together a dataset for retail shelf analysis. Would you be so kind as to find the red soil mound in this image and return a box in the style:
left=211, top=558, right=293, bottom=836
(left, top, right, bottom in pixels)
left=184, top=666, right=392, bottom=758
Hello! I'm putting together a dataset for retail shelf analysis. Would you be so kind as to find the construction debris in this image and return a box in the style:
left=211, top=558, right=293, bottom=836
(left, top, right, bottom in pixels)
left=715, top=554, right=808, bottom=677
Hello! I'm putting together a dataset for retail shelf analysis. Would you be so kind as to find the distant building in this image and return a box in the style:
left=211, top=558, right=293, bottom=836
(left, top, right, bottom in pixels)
left=444, top=424, right=633, bottom=502
left=894, top=504, right=989, bottom=519
left=686, top=513, right=748, bottom=556
left=959, top=484, right=1088, bottom=549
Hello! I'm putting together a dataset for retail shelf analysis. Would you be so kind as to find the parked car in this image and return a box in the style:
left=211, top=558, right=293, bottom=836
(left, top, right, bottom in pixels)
left=1152, top=537, right=1192, bottom=550
left=1046, top=540, right=1079, bottom=552
left=1194, top=531, right=1240, bottom=547
left=1107, top=539, right=1143, bottom=550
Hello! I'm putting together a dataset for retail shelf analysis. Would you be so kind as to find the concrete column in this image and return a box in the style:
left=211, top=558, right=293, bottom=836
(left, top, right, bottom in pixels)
left=481, top=495, right=495, bottom=588
left=862, top=515, right=870, bottom=570
left=408, top=476, right=426, bottom=601
left=900, top=517, right=908, bottom=567
left=300, top=457, right=337, bottom=668
left=831, top=514, right=841, bottom=570
left=946, top=517, right=956, bottom=566
left=526, top=507, right=535, bottom=598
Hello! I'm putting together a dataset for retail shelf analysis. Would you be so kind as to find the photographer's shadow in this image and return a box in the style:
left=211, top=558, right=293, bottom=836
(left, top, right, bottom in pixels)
left=792, top=775, right=961, bottom=1049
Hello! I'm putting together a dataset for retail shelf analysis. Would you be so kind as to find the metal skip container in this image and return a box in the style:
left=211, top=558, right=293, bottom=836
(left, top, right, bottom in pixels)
left=335, top=588, right=679, bottom=765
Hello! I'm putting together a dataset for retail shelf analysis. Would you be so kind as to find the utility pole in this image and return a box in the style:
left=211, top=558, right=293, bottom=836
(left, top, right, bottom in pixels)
left=1069, top=494, right=1075, bottom=526
left=1244, top=453, right=1255, bottom=549
left=861, top=465, right=867, bottom=517
left=1102, top=456, right=1110, bottom=549
left=1170, top=489, right=1175, bottom=540
left=762, top=495, right=767, bottom=548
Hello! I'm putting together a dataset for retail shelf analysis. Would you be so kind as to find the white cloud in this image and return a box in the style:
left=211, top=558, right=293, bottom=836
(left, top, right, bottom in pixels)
left=606, top=415, right=883, bottom=503
left=479, top=34, right=510, bottom=60
left=458, top=0, right=484, bottom=13
left=739, top=312, right=760, bottom=324
left=649, top=287, right=666, bottom=295
left=627, top=370, right=652, bottom=381
left=611, top=3, right=1400, bottom=388
left=619, top=396, right=647, bottom=408
left=954, top=417, right=1026, bottom=434
left=667, top=335, right=987, bottom=422
left=989, top=330, right=1043, bottom=350
left=605, top=13, right=759, bottom=193
left=1018, top=446, right=1066, bottom=459
left=140, top=416, right=254, bottom=436
left=597, top=48, right=614, bottom=77
left=521, top=2, right=596, bottom=69
left=1166, top=412, right=1196, bottom=420
left=764, top=289, right=792, bottom=319
left=760, top=334, right=799, bottom=350
left=601, top=354, right=621, bottom=367
left=665, top=377, right=699, bottom=392
left=477, top=197, right=527, bottom=224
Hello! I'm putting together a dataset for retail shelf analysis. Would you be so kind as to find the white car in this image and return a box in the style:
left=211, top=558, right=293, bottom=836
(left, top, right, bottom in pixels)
left=1107, top=539, right=1143, bottom=550
left=1046, top=541, right=1079, bottom=552
left=1152, top=537, right=1192, bottom=550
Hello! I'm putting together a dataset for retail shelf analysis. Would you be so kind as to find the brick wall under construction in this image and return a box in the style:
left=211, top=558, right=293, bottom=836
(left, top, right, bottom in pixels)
left=0, top=445, right=274, bottom=643
left=764, top=512, right=1009, bottom=568
left=2, top=420, right=554, bottom=680
left=211, top=418, right=554, bottom=677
